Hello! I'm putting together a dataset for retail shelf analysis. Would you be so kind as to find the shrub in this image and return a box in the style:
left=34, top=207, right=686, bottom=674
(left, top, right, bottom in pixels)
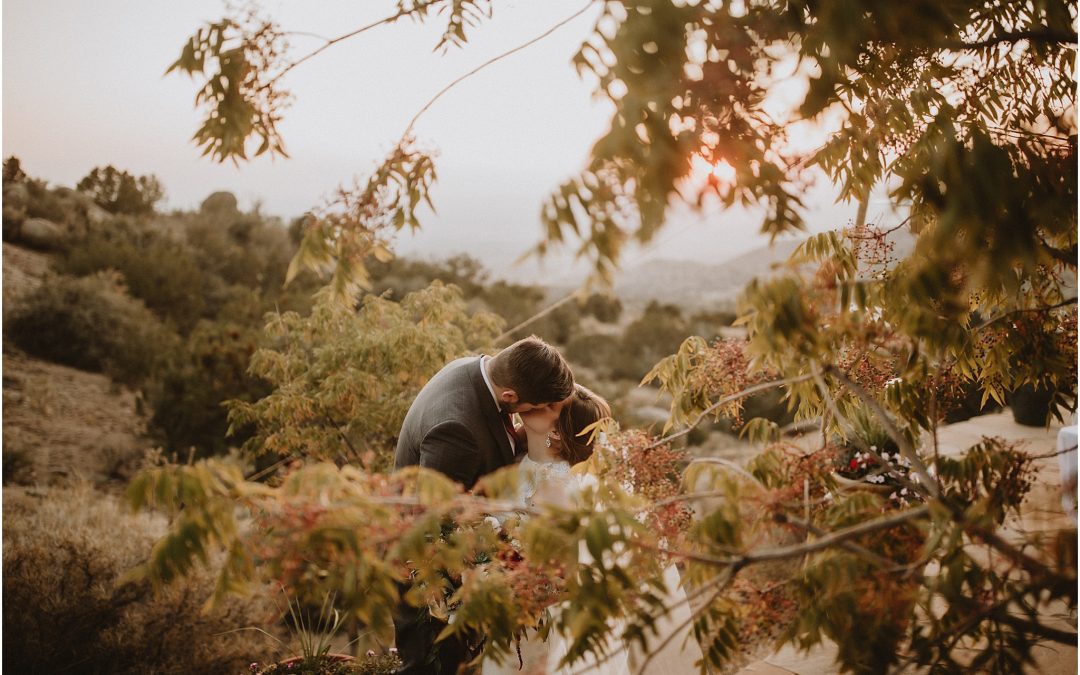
left=612, top=302, right=689, bottom=381
left=3, top=155, right=27, bottom=183
left=228, top=282, right=502, bottom=471
left=581, top=292, right=623, bottom=323
left=3, top=483, right=274, bottom=674
left=181, top=208, right=294, bottom=296
left=76, top=165, right=164, bottom=215
left=60, top=221, right=207, bottom=332
left=4, top=272, right=179, bottom=386
left=564, top=333, right=622, bottom=378
left=150, top=319, right=269, bottom=457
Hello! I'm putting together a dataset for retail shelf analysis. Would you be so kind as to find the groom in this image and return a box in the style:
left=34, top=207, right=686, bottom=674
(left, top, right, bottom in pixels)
left=392, top=335, right=575, bottom=673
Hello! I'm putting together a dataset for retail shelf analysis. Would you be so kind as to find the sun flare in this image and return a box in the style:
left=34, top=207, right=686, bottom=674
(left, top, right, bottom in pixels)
left=689, top=154, right=737, bottom=188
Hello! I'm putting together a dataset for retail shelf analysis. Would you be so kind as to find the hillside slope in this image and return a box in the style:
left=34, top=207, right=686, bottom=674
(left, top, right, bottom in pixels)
left=3, top=243, right=153, bottom=487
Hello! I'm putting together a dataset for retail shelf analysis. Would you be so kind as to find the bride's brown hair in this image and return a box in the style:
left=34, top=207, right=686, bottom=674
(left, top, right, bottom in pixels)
left=554, top=384, right=611, bottom=466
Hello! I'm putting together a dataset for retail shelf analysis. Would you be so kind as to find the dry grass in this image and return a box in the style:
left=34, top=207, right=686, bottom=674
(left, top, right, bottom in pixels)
left=3, top=482, right=278, bottom=674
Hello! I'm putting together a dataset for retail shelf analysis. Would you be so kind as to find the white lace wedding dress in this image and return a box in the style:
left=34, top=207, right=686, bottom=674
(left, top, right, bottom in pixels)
left=483, top=455, right=632, bottom=675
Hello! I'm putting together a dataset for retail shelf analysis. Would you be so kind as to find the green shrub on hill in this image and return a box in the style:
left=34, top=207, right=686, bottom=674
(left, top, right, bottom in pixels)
left=150, top=319, right=269, bottom=458
left=564, top=333, right=622, bottom=379
left=228, top=282, right=502, bottom=472
left=5, top=272, right=178, bottom=386
left=76, top=165, right=164, bottom=216
left=612, top=301, right=690, bottom=381
left=60, top=219, right=207, bottom=333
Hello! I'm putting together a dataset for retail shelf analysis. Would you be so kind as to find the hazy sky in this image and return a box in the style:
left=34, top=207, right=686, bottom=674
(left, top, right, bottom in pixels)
left=3, top=0, right=865, bottom=282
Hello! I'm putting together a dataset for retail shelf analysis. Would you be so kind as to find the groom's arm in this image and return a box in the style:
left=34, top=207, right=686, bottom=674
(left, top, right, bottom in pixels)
left=419, top=421, right=479, bottom=487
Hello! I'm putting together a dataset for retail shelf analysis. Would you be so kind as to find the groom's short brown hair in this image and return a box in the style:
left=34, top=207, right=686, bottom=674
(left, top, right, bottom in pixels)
left=489, top=336, right=574, bottom=404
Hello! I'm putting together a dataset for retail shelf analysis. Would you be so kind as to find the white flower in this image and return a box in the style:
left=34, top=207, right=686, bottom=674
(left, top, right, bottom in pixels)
left=889, top=492, right=898, bottom=500
left=900, top=488, right=909, bottom=496
left=484, top=515, right=503, bottom=533
left=869, top=445, right=878, bottom=452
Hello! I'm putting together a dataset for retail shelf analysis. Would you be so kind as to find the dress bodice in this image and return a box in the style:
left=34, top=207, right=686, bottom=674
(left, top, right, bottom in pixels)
left=518, top=454, right=573, bottom=509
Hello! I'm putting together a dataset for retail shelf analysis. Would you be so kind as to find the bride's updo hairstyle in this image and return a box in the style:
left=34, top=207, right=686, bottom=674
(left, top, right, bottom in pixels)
left=555, top=384, right=611, bottom=466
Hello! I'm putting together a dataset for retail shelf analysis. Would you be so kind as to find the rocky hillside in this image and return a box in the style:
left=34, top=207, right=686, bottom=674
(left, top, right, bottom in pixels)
left=3, top=242, right=154, bottom=488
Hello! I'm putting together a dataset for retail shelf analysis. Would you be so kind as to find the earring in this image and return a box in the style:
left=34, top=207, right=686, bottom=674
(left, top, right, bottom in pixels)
left=545, top=433, right=553, bottom=448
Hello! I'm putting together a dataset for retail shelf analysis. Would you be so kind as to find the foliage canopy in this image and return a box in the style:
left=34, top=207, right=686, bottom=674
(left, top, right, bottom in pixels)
left=147, top=1, right=1080, bottom=672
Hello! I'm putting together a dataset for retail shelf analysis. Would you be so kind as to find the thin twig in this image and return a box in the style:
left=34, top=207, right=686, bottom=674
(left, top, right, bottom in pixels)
left=778, top=513, right=895, bottom=569
left=942, top=29, right=1078, bottom=50
left=631, top=569, right=736, bottom=675
left=640, top=505, right=929, bottom=569
left=267, top=1, right=442, bottom=87
left=811, top=365, right=929, bottom=498
left=494, top=290, right=583, bottom=345
left=403, top=1, right=598, bottom=137
left=845, top=216, right=911, bottom=240
left=824, top=365, right=940, bottom=498
left=1027, top=444, right=1078, bottom=461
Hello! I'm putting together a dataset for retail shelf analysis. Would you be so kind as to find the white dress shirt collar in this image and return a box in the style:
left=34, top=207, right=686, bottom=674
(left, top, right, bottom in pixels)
left=480, top=355, right=502, bottom=412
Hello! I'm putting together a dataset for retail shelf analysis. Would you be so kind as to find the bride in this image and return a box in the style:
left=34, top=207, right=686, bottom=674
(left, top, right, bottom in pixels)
left=484, top=384, right=702, bottom=675
left=483, top=383, right=627, bottom=675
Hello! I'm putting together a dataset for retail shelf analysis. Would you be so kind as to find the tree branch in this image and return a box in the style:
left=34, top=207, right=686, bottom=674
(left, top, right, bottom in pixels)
left=776, top=512, right=896, bottom=570
left=403, top=1, right=597, bottom=137
left=997, top=613, right=1079, bottom=645
left=824, top=365, right=941, bottom=498
left=1040, top=240, right=1078, bottom=267
left=494, top=289, right=583, bottom=345
left=942, top=29, right=1078, bottom=50
left=644, top=505, right=929, bottom=569
left=647, top=373, right=817, bottom=450
left=630, top=569, right=735, bottom=675
left=268, top=1, right=442, bottom=87
left=811, top=366, right=932, bottom=500
left=973, top=297, right=1078, bottom=332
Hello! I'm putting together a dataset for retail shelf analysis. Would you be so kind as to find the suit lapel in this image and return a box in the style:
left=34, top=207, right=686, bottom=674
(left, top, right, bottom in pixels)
left=467, top=356, right=516, bottom=466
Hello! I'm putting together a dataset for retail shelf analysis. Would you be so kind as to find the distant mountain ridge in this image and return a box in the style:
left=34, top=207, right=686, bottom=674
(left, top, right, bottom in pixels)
left=611, top=238, right=804, bottom=310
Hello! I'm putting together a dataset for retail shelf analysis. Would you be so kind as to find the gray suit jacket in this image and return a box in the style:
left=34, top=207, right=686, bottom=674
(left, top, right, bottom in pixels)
left=394, top=356, right=517, bottom=489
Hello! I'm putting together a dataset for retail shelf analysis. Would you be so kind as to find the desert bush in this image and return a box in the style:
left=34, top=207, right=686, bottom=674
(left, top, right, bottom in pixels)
left=477, top=279, right=547, bottom=331
left=564, top=332, right=622, bottom=378
left=181, top=206, right=294, bottom=295
left=581, top=292, right=623, bottom=323
left=150, top=319, right=270, bottom=457
left=3, top=155, right=27, bottom=183
left=2, top=439, right=35, bottom=486
left=3, top=483, right=274, bottom=674
left=612, top=301, right=690, bottom=381
left=228, top=282, right=502, bottom=472
left=77, top=165, right=164, bottom=215
left=4, top=272, right=179, bottom=386
left=60, top=220, right=207, bottom=332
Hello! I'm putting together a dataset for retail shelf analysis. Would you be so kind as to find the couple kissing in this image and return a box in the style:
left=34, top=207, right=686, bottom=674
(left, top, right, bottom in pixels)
left=392, top=336, right=618, bottom=674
